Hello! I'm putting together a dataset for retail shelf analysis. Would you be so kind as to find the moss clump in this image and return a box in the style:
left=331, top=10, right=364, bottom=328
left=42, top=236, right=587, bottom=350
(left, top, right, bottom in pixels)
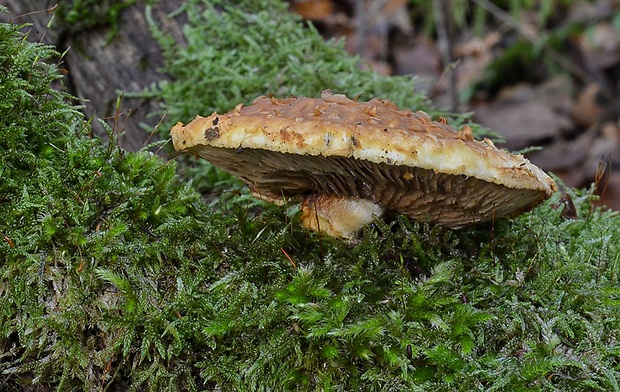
left=0, top=15, right=226, bottom=390
left=1, top=2, right=620, bottom=391
left=188, top=192, right=620, bottom=391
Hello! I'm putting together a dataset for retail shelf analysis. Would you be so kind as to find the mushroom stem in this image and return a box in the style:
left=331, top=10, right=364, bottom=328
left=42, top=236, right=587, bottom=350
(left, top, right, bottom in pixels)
left=300, top=195, right=385, bottom=239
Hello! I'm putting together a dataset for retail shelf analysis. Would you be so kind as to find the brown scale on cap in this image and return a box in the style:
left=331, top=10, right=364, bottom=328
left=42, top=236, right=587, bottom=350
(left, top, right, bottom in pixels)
left=171, top=90, right=557, bottom=238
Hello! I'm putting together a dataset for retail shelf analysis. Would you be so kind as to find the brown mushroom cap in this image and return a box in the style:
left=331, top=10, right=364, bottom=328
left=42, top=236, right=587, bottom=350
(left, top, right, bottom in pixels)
left=171, top=91, right=557, bottom=238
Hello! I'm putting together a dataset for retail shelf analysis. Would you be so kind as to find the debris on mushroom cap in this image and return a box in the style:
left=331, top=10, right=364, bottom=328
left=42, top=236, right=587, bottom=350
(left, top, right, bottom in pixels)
left=171, top=90, right=557, bottom=238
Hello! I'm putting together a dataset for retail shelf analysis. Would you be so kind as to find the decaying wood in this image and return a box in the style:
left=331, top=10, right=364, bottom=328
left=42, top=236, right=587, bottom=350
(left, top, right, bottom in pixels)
left=1, top=1, right=185, bottom=151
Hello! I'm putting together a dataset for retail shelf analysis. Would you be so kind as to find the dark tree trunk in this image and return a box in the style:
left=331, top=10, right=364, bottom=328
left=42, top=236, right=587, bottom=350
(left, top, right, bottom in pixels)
left=1, top=1, right=185, bottom=151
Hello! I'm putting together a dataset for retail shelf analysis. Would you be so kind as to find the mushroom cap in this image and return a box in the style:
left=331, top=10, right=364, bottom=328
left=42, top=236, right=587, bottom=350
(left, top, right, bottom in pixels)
left=171, top=91, right=557, bottom=236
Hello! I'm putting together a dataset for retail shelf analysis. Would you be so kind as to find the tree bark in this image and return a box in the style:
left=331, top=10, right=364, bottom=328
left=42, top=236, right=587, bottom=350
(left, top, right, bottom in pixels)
left=1, top=1, right=185, bottom=151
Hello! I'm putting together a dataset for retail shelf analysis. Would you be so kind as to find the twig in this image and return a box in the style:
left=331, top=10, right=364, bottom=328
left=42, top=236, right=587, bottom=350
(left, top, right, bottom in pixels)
left=281, top=248, right=298, bottom=269
left=11, top=3, right=58, bottom=20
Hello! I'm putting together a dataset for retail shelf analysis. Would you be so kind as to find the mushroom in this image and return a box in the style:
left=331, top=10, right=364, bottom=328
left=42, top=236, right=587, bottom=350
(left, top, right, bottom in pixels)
left=171, top=91, right=557, bottom=238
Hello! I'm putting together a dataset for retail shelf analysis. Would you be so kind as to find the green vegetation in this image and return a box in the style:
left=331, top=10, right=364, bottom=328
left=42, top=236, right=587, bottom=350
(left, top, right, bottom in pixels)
left=1, top=1, right=619, bottom=391
left=54, top=0, right=147, bottom=36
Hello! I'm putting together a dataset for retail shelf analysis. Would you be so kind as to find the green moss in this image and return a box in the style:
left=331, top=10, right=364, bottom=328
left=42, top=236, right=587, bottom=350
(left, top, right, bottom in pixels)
left=1, top=2, right=619, bottom=391
left=53, top=0, right=157, bottom=37
left=57, top=0, right=130, bottom=31
left=0, top=17, right=223, bottom=390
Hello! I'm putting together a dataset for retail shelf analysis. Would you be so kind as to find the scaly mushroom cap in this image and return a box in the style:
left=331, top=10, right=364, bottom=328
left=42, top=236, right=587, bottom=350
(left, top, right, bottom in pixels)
left=171, top=91, right=557, bottom=238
